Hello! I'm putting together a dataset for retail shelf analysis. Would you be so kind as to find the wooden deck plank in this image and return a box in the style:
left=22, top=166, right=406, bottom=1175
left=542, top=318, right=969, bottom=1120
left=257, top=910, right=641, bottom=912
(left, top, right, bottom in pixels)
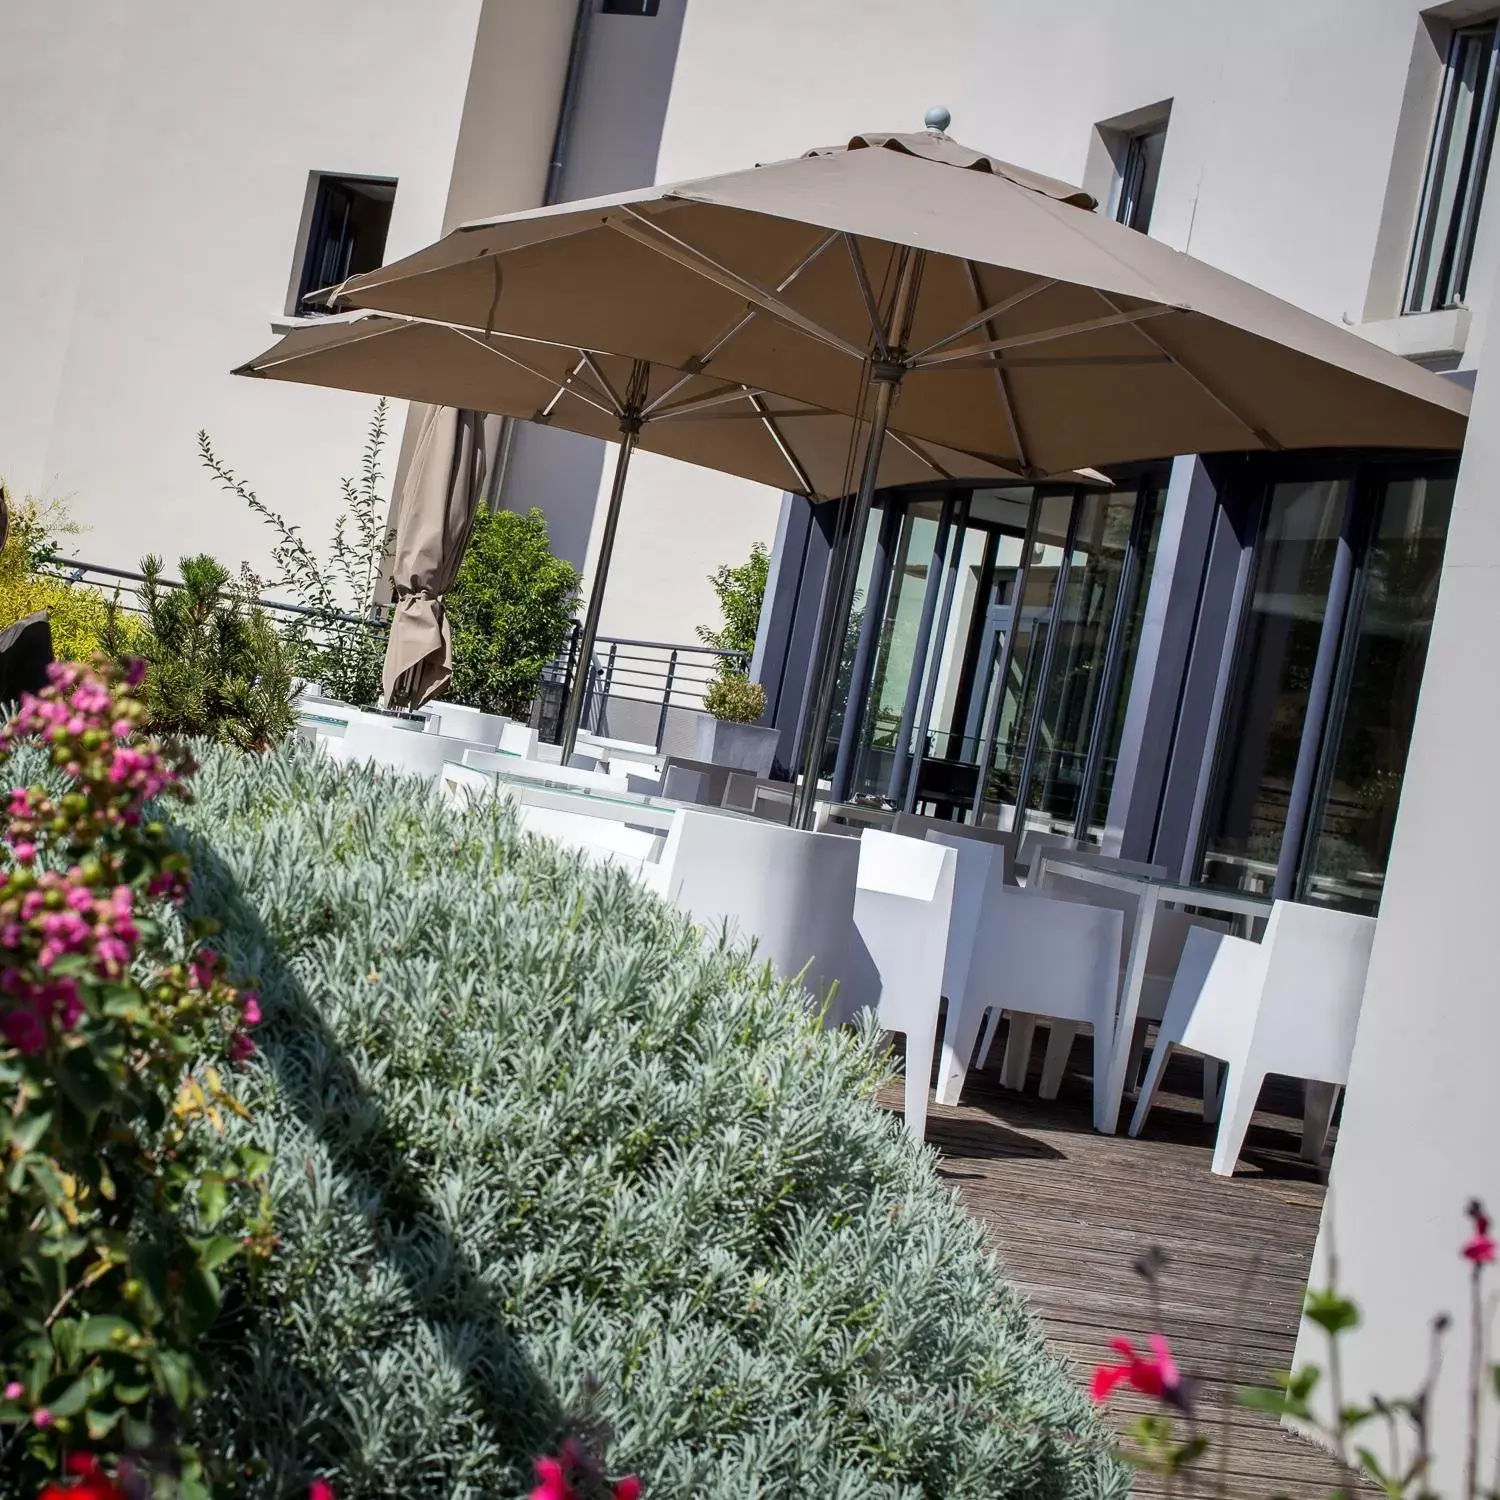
left=887, top=1039, right=1358, bottom=1497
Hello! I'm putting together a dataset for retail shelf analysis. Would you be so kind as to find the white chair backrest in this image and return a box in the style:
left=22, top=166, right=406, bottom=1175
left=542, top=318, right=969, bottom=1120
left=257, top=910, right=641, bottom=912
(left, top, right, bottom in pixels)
left=498, top=721, right=539, bottom=759
left=1255, top=901, right=1376, bottom=1080
left=925, top=831, right=1008, bottom=1003
left=461, top=748, right=630, bottom=794
left=849, top=830, right=956, bottom=1057
left=428, top=701, right=509, bottom=747
left=892, top=812, right=1015, bottom=884
left=661, top=756, right=735, bottom=806
left=661, top=765, right=714, bottom=805
left=441, top=761, right=495, bottom=804
left=340, top=720, right=478, bottom=778
left=1033, top=847, right=1166, bottom=886
left=750, top=786, right=793, bottom=825
left=516, top=804, right=662, bottom=867
left=654, top=808, right=857, bottom=1006
left=1015, top=828, right=1079, bottom=879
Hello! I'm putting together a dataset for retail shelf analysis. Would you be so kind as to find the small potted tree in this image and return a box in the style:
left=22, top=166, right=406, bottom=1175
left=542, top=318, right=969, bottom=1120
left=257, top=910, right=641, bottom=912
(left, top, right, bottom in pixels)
left=695, top=673, right=779, bottom=776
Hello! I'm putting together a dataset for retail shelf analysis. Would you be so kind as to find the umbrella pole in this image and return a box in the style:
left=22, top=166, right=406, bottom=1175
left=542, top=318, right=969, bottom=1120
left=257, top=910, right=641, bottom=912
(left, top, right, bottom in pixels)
left=790, top=250, right=923, bottom=830
left=560, top=417, right=641, bottom=762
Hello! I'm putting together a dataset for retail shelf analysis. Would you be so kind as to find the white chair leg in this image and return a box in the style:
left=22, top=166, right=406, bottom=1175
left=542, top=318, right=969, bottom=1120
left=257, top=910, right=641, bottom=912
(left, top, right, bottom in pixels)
left=1209, top=1063, right=1265, bottom=1177
left=999, top=1013, right=1035, bottom=1091
left=1090, top=1015, right=1113, bottom=1124
left=903, top=1014, right=940, bottom=1143
left=1202, top=1058, right=1223, bottom=1123
left=1038, top=1021, right=1079, bottom=1100
left=974, top=1005, right=999, bottom=1069
left=1301, top=1081, right=1340, bottom=1163
left=1128, top=1036, right=1175, bottom=1138
left=935, top=995, right=988, bottom=1107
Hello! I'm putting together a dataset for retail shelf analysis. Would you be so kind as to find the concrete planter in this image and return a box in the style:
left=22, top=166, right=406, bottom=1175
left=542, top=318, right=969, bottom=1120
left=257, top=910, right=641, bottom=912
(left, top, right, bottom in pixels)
left=690, top=713, right=781, bottom=778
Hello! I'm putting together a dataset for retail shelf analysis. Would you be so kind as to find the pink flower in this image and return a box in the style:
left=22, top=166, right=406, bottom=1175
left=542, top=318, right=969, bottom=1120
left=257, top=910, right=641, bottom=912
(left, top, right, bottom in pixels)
left=191, top=948, right=220, bottom=990
left=242, top=993, right=262, bottom=1026
left=229, top=1031, right=256, bottom=1062
left=123, top=658, right=147, bottom=687
left=1464, top=1201, right=1496, bottom=1266
left=3, top=1380, right=22, bottom=1400
left=1091, top=1333, right=1185, bottom=1407
left=32, top=1406, right=53, bottom=1427
left=531, top=1457, right=572, bottom=1500
left=612, top=1478, right=641, bottom=1500
left=1, top=1006, right=47, bottom=1054
left=12, top=841, right=35, bottom=865
left=309, top=1482, right=335, bottom=1500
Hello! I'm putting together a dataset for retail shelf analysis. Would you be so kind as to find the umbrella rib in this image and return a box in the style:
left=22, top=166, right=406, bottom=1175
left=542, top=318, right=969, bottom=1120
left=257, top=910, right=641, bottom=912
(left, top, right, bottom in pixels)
left=747, top=392, right=818, bottom=496
left=609, top=208, right=866, bottom=361
left=888, top=430, right=953, bottom=480
left=646, top=385, right=768, bottom=421
left=843, top=235, right=889, bottom=357
left=1092, top=289, right=1278, bottom=447
left=454, top=331, right=616, bottom=419
left=911, top=304, right=1175, bottom=370
left=962, top=260, right=1033, bottom=475
left=908, top=276, right=1059, bottom=361
left=236, top=317, right=410, bottom=375
left=537, top=355, right=592, bottom=420
left=579, top=350, right=627, bottom=416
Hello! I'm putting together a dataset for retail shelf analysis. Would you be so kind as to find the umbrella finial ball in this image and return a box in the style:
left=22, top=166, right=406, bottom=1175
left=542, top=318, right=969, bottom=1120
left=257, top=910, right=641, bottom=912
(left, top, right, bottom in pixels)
left=924, top=105, right=951, bottom=133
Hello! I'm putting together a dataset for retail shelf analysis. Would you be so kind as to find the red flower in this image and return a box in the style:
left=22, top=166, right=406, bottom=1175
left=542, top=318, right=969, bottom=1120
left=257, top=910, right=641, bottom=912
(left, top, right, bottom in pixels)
left=612, top=1479, right=641, bottom=1500
left=531, top=1456, right=572, bottom=1500
left=309, top=1481, right=335, bottom=1500
left=1091, top=1334, right=1184, bottom=1405
left=37, top=1453, right=127, bottom=1499
left=1464, top=1201, right=1496, bottom=1265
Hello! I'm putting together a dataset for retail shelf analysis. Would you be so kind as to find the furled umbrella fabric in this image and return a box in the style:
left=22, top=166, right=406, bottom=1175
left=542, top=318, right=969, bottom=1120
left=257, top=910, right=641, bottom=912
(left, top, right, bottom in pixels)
left=381, top=402, right=495, bottom=707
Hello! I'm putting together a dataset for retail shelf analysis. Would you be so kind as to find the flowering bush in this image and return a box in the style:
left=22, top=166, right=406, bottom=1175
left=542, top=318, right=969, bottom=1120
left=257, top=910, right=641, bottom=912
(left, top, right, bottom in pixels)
left=1090, top=1201, right=1500, bottom=1497
left=0, top=660, right=268, bottom=1498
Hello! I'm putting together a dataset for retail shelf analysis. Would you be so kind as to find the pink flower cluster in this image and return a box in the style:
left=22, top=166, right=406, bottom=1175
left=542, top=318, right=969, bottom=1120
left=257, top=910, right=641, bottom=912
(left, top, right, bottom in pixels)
left=531, top=1440, right=640, bottom=1500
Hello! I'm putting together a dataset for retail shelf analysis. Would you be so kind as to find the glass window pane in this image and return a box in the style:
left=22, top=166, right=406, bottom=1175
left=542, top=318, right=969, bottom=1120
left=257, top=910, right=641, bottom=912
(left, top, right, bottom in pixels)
left=1198, top=478, right=1350, bottom=893
left=1302, top=475, right=1455, bottom=914
left=1405, top=22, right=1500, bottom=313
left=1023, top=488, right=1139, bottom=832
left=821, top=502, right=886, bottom=777
left=924, top=525, right=993, bottom=763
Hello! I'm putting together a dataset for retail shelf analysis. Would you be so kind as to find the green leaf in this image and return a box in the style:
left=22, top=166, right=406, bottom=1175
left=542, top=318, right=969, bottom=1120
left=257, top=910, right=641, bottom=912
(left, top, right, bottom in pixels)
left=85, top=1406, right=123, bottom=1440
left=152, top=1349, right=190, bottom=1411
left=10, top=1109, right=53, bottom=1153
left=236, top=1144, right=273, bottom=1179
left=1305, top=1287, right=1360, bottom=1335
left=45, top=1373, right=93, bottom=1418
left=197, top=1235, right=242, bottom=1272
left=197, top=1176, right=228, bottom=1228
left=58, top=1046, right=112, bottom=1114
left=79, top=1315, right=138, bottom=1353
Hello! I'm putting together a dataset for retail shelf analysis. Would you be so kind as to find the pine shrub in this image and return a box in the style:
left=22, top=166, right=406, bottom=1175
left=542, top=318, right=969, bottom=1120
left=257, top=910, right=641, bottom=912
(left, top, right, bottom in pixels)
left=165, top=743, right=1123, bottom=1500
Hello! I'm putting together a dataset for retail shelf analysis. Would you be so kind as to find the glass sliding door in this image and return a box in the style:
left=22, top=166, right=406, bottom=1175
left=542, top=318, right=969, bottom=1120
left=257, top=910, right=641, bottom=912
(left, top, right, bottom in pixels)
left=1300, top=472, right=1456, bottom=913
left=1195, top=458, right=1457, bottom=912
left=1198, top=478, right=1350, bottom=893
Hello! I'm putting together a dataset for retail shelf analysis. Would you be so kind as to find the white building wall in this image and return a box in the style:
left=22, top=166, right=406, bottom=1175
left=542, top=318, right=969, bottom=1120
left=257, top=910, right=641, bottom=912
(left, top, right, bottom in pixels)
left=0, top=0, right=482, bottom=588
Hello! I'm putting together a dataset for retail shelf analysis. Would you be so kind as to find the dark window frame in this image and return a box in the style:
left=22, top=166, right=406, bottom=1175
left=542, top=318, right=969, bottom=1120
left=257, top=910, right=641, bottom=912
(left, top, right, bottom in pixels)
left=294, top=173, right=397, bottom=317
left=1115, top=125, right=1167, bottom=233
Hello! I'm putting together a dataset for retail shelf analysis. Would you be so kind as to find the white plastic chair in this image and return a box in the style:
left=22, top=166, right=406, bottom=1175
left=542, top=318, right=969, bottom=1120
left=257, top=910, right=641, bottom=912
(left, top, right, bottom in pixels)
left=1128, top=901, right=1375, bottom=1176
left=927, top=833, right=1124, bottom=1110
left=460, top=748, right=630, bottom=794
left=340, top=720, right=484, bottom=778
left=1030, top=847, right=1167, bottom=886
left=647, top=808, right=857, bottom=1008
left=845, top=832, right=956, bottom=1142
left=515, top=804, right=660, bottom=875
left=499, top=721, right=539, bottom=759
left=1014, top=828, right=1080, bottom=884
left=892, top=812, right=1015, bottom=885
left=427, top=701, right=509, bottom=747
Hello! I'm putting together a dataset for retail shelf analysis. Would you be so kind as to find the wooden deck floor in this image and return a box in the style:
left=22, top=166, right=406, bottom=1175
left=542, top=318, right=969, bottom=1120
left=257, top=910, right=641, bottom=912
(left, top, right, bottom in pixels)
left=903, top=1037, right=1353, bottom=1498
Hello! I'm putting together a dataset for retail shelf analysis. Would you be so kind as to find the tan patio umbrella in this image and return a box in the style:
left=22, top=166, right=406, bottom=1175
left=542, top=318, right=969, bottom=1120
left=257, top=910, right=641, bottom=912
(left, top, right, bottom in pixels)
left=379, top=401, right=496, bottom=707
left=236, top=310, right=1067, bottom=734
left=310, top=113, right=1469, bottom=817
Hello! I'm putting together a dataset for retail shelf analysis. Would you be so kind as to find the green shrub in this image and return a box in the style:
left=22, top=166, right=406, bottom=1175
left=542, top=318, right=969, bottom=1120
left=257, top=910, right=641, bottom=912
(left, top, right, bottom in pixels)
left=0, top=489, right=120, bottom=662
left=165, top=742, right=1123, bottom=1499
left=702, top=674, right=766, bottom=723
left=0, top=661, right=266, bottom=1498
left=695, top=542, right=768, bottom=671
left=108, top=555, right=296, bottom=752
left=447, top=508, right=580, bottom=718
left=199, top=402, right=393, bottom=707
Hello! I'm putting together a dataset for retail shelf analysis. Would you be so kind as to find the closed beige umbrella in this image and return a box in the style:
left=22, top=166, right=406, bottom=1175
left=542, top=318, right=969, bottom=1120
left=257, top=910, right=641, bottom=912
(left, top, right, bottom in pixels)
left=311, top=116, right=1469, bottom=816
left=380, top=402, right=495, bottom=707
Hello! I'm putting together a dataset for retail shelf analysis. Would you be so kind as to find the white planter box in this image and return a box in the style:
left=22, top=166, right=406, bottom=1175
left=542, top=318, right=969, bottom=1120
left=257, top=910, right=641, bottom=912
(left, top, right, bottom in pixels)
left=690, top=713, right=781, bottom=778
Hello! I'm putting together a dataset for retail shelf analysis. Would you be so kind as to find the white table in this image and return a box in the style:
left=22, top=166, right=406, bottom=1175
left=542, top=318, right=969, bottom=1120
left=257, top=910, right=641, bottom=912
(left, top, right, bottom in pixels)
left=1042, top=861, right=1273, bottom=1134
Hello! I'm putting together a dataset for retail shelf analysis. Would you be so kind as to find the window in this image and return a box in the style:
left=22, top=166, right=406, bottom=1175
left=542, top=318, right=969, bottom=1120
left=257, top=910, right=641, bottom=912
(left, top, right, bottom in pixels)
left=1404, top=19, right=1500, bottom=314
left=293, top=174, right=396, bottom=317
left=1113, top=125, right=1167, bottom=232
left=600, top=0, right=659, bottom=13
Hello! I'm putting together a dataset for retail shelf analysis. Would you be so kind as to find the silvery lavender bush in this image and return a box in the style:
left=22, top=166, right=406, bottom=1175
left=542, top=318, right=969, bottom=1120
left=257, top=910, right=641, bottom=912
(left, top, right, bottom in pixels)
left=162, top=742, right=1122, bottom=1500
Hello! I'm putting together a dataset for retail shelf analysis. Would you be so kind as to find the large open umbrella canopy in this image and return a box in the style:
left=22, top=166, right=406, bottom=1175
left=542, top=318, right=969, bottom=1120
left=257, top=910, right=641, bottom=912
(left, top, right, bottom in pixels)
left=312, top=116, right=1469, bottom=820
left=237, top=310, right=1067, bottom=745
